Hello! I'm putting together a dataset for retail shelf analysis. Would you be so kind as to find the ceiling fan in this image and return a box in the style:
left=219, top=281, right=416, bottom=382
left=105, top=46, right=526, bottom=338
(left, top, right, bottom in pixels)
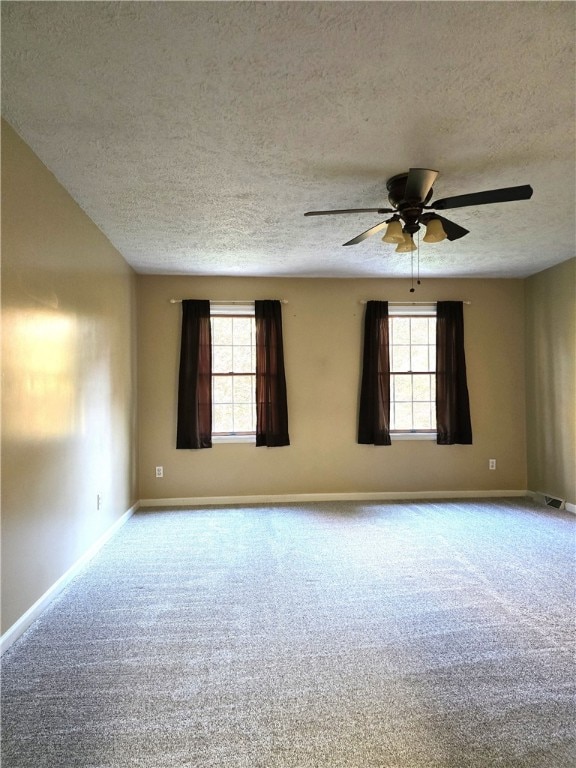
left=304, top=168, right=533, bottom=248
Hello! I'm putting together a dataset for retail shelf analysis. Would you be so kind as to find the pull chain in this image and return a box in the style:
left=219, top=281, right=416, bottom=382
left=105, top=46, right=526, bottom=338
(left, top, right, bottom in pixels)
left=409, top=230, right=421, bottom=293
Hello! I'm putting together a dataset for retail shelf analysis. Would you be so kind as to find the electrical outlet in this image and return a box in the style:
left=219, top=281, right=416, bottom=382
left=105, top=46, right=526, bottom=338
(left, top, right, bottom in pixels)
left=155, top=466, right=163, bottom=478
left=489, top=459, right=496, bottom=470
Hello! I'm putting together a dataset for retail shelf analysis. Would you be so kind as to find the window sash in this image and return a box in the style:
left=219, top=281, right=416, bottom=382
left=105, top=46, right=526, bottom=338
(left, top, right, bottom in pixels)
left=389, top=311, right=436, bottom=434
left=210, top=307, right=256, bottom=436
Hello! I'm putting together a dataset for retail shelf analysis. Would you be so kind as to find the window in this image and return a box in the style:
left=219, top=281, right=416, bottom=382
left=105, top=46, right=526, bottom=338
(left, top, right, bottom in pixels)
left=210, top=304, right=256, bottom=437
left=357, top=300, right=471, bottom=447
left=389, top=305, right=436, bottom=435
left=177, top=299, right=289, bottom=449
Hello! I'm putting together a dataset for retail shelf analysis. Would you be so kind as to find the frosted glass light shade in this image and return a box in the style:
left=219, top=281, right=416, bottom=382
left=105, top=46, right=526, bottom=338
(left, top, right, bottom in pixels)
left=423, top=218, right=447, bottom=243
left=382, top=219, right=405, bottom=244
left=395, top=233, right=416, bottom=253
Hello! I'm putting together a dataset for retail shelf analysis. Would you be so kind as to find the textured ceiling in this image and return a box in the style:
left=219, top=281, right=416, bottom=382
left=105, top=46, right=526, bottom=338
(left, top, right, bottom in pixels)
left=2, top=1, right=575, bottom=278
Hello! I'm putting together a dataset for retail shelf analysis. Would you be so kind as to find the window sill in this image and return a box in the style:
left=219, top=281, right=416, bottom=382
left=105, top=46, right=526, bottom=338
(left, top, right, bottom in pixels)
left=212, top=434, right=256, bottom=444
left=391, top=432, right=437, bottom=441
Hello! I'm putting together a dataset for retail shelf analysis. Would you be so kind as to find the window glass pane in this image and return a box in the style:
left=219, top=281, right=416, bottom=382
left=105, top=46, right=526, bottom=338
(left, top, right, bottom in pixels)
left=213, top=345, right=233, bottom=373
left=411, top=345, right=431, bottom=371
left=392, top=374, right=412, bottom=401
left=211, top=317, right=233, bottom=345
left=233, top=317, right=254, bottom=345
left=413, top=402, right=433, bottom=430
left=392, top=345, right=410, bottom=371
left=213, top=403, right=233, bottom=433
left=233, top=403, right=254, bottom=432
left=428, top=318, right=437, bottom=345
left=233, top=344, right=252, bottom=372
left=233, top=375, right=254, bottom=404
left=393, top=402, right=413, bottom=431
left=213, top=376, right=232, bottom=403
left=391, top=317, right=410, bottom=344
left=410, top=318, right=429, bottom=344
left=412, top=375, right=431, bottom=402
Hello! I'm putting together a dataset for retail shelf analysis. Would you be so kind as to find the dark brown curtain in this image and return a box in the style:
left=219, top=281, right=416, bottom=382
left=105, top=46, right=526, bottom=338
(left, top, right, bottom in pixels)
left=255, top=300, right=290, bottom=447
left=358, top=301, right=391, bottom=445
left=176, top=300, right=212, bottom=449
left=436, top=301, right=472, bottom=445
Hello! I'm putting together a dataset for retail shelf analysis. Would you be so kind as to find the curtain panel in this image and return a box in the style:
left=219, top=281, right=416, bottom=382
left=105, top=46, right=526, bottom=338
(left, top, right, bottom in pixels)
left=255, top=300, right=290, bottom=447
left=358, top=301, right=392, bottom=445
left=436, top=301, right=473, bottom=445
left=176, top=299, right=212, bottom=449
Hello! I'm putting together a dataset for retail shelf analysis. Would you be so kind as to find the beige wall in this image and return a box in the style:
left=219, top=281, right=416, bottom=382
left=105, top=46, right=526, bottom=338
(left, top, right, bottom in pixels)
left=3, top=120, right=572, bottom=642
left=137, top=275, right=527, bottom=501
left=1, top=122, right=138, bottom=633
left=525, top=258, right=576, bottom=505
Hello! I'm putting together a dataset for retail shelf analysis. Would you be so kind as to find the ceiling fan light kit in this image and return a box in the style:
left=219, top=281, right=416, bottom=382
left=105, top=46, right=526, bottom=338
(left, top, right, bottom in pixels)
left=381, top=218, right=404, bottom=244
left=422, top=217, right=447, bottom=243
left=304, top=168, right=533, bottom=248
left=395, top=232, right=417, bottom=253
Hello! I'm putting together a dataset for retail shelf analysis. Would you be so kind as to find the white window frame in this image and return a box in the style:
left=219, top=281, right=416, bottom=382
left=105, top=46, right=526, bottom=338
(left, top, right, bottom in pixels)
left=389, top=303, right=437, bottom=441
left=210, top=303, right=256, bottom=444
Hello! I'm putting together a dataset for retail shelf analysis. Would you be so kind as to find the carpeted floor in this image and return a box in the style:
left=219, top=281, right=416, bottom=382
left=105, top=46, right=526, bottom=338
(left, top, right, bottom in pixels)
left=2, top=498, right=575, bottom=767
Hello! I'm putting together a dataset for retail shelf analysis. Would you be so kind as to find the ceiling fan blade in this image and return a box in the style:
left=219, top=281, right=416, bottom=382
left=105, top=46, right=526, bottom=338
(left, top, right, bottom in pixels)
left=433, top=215, right=469, bottom=241
left=404, top=168, right=439, bottom=202
left=304, top=208, right=393, bottom=216
left=343, top=220, right=390, bottom=246
left=431, top=184, right=533, bottom=210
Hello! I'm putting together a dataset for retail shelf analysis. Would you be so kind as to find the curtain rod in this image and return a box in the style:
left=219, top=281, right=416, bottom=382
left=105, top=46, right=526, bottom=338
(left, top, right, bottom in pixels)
left=169, top=299, right=288, bottom=304
left=360, top=300, right=471, bottom=305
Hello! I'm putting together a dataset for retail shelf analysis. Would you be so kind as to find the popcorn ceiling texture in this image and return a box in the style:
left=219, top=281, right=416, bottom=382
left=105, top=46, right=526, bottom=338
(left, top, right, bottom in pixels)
left=2, top=2, right=574, bottom=278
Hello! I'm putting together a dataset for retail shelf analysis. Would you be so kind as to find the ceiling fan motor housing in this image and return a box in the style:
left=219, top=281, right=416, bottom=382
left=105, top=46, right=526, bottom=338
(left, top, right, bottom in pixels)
left=386, top=172, right=433, bottom=233
left=386, top=173, right=434, bottom=208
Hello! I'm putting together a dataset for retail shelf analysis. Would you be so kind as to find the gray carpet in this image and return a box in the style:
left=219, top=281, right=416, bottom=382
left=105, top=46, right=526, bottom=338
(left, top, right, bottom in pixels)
left=2, top=498, right=575, bottom=767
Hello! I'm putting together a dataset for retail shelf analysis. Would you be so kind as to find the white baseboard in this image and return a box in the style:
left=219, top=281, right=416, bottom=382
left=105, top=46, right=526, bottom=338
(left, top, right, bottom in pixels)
left=139, top=489, right=529, bottom=508
left=0, top=502, right=139, bottom=656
